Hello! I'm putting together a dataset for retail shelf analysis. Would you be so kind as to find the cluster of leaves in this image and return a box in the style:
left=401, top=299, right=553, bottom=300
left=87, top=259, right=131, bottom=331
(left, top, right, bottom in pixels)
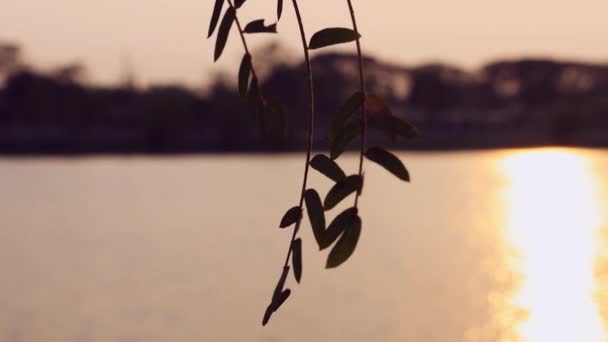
left=302, top=85, right=418, bottom=269
left=206, top=0, right=418, bottom=327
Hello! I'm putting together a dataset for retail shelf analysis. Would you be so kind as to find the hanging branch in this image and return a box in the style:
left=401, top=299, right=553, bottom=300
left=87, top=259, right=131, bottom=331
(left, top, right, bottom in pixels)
left=261, top=0, right=316, bottom=326
left=206, top=0, right=419, bottom=327
left=281, top=0, right=315, bottom=268
left=347, top=0, right=367, bottom=209
left=225, top=0, right=257, bottom=79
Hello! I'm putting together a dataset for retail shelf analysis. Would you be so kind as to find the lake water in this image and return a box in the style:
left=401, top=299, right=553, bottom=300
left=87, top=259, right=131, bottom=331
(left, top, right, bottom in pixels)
left=1, top=148, right=608, bottom=342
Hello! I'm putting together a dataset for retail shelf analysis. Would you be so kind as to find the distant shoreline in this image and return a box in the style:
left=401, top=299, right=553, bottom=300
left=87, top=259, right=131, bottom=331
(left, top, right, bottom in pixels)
left=3, top=53, right=607, bottom=157
left=1, top=143, right=607, bottom=157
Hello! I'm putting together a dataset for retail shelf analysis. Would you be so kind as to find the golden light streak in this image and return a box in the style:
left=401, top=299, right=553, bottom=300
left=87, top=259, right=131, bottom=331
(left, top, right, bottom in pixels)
left=500, top=148, right=605, bottom=341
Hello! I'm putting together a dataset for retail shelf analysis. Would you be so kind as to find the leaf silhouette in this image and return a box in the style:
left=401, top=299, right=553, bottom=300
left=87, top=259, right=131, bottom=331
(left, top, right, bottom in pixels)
left=247, top=78, right=260, bottom=120
left=330, top=120, right=362, bottom=160
left=272, top=266, right=290, bottom=301
left=292, top=238, right=303, bottom=283
left=262, top=305, right=273, bottom=326
left=277, top=0, right=283, bottom=19
left=262, top=265, right=290, bottom=326
left=265, top=97, right=287, bottom=137
left=391, top=116, right=420, bottom=139
left=262, top=288, right=291, bottom=326
left=238, top=54, right=251, bottom=99
left=326, top=215, right=361, bottom=268
left=309, top=28, right=361, bottom=49
left=324, top=175, right=363, bottom=210
left=365, top=147, right=410, bottom=181
left=310, top=154, right=346, bottom=182
left=207, top=0, right=225, bottom=38
left=244, top=19, right=278, bottom=34
left=214, top=7, right=236, bottom=61
left=235, top=0, right=246, bottom=8
left=280, top=206, right=301, bottom=228
left=364, top=95, right=419, bottom=140
left=327, top=91, right=363, bottom=142
left=321, top=207, right=358, bottom=250
left=368, top=115, right=419, bottom=140
left=304, top=189, right=326, bottom=247
left=364, top=95, right=391, bottom=116
left=274, top=289, right=291, bottom=310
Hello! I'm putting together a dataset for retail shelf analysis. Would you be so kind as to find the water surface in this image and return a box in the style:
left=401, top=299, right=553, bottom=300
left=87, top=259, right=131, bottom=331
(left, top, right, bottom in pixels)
left=1, top=149, right=607, bottom=341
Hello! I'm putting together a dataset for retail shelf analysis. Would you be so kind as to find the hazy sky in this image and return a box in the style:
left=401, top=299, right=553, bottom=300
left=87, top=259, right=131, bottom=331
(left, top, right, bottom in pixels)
left=2, top=0, right=607, bottom=86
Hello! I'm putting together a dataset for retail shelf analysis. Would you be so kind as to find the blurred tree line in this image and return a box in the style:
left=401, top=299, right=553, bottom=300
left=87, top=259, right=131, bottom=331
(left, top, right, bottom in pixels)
left=1, top=42, right=607, bottom=154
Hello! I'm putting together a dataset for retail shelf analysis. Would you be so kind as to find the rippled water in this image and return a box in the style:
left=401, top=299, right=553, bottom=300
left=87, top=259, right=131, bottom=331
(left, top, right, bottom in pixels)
left=1, top=148, right=607, bottom=342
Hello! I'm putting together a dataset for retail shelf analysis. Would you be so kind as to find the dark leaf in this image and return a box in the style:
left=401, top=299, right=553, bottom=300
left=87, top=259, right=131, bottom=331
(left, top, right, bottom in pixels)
left=292, top=238, right=302, bottom=283
left=263, top=266, right=290, bottom=326
left=207, top=0, right=225, bottom=38
left=321, top=207, right=358, bottom=250
left=256, top=99, right=267, bottom=136
left=274, top=289, right=291, bottom=310
left=326, top=215, right=361, bottom=268
left=310, top=154, right=346, bottom=182
left=244, top=19, right=278, bottom=34
left=238, top=54, right=251, bottom=99
left=247, top=78, right=260, bottom=120
left=265, top=97, right=288, bottom=137
left=272, top=266, right=290, bottom=301
left=368, top=115, right=419, bottom=140
left=365, top=147, right=410, bottom=181
left=365, top=95, right=419, bottom=140
left=304, top=189, right=325, bottom=247
left=235, top=0, right=246, bottom=8
left=330, top=119, right=362, bottom=160
left=327, top=91, right=364, bottom=142
left=392, top=116, right=420, bottom=139
left=262, top=288, right=291, bottom=326
left=262, top=305, right=273, bottom=326
left=324, top=175, right=363, bottom=210
left=214, top=7, right=236, bottom=61
left=279, top=206, right=301, bottom=228
left=364, top=95, right=391, bottom=117
left=277, top=0, right=283, bottom=19
left=309, top=27, right=361, bottom=50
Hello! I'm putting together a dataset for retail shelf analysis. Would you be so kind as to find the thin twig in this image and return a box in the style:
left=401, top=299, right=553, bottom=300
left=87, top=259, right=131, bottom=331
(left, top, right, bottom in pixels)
left=227, top=0, right=269, bottom=133
left=226, top=0, right=314, bottom=270
left=282, top=0, right=315, bottom=268
left=226, top=0, right=258, bottom=81
left=347, top=0, right=367, bottom=209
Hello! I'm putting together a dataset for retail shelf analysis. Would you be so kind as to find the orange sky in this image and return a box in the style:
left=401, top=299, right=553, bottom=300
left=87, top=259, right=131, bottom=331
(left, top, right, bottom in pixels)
left=2, top=0, right=607, bottom=86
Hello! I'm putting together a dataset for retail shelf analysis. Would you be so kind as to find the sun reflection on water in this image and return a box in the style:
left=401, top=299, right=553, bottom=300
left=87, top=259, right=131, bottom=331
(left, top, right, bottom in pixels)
left=500, top=148, right=605, bottom=341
